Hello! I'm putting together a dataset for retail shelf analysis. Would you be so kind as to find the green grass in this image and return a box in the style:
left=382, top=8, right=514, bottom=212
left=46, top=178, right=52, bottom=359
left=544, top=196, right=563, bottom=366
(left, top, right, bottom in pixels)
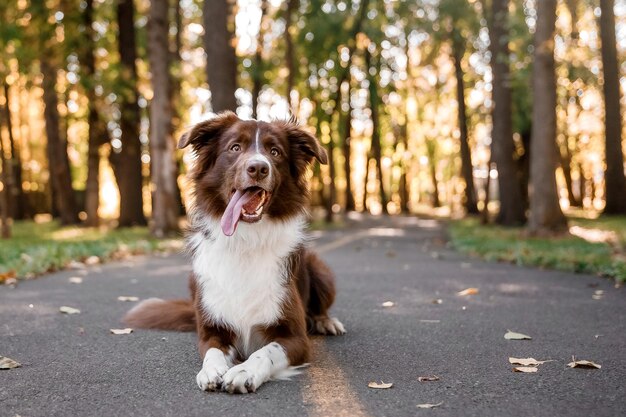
left=448, top=216, right=626, bottom=282
left=0, top=220, right=183, bottom=280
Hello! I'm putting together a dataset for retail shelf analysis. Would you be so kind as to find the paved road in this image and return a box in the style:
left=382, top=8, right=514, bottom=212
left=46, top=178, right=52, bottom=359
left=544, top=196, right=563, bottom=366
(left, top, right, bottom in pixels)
left=1, top=216, right=625, bottom=417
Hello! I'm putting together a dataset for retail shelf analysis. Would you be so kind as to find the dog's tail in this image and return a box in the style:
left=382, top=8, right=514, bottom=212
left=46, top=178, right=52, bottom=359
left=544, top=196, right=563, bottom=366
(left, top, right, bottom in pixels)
left=123, top=298, right=196, bottom=332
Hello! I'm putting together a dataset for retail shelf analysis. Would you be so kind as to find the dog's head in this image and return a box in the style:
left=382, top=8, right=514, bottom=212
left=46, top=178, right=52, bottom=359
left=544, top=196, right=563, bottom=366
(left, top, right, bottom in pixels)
left=179, top=111, right=327, bottom=236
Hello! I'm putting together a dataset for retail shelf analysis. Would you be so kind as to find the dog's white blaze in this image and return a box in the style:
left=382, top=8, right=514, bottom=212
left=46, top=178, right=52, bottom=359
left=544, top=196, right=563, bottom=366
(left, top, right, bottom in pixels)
left=255, top=127, right=261, bottom=153
left=191, top=215, right=306, bottom=357
left=252, top=127, right=272, bottom=176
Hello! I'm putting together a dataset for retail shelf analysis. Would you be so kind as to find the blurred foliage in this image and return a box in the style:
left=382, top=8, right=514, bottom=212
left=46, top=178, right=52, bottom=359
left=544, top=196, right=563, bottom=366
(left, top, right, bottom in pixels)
left=449, top=217, right=626, bottom=282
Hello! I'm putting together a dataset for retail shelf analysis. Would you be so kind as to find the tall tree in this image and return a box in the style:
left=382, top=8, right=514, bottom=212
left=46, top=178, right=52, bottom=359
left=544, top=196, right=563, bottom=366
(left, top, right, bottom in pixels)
left=599, top=0, right=626, bottom=214
left=31, top=0, right=80, bottom=225
left=284, top=0, right=298, bottom=108
left=251, top=0, right=268, bottom=119
left=81, top=0, right=105, bottom=227
left=528, top=0, right=567, bottom=235
left=487, top=0, right=526, bottom=225
left=113, top=0, right=147, bottom=227
left=203, top=0, right=238, bottom=112
left=341, top=83, right=355, bottom=212
left=365, top=45, right=388, bottom=214
left=3, top=82, right=29, bottom=219
left=148, top=0, right=180, bottom=237
left=452, top=31, right=479, bottom=215
left=0, top=104, right=11, bottom=238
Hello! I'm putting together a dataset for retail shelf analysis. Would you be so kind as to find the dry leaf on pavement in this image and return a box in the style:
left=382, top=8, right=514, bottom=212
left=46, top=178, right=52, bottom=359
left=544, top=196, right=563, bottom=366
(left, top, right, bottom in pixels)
left=0, top=356, right=21, bottom=369
left=110, top=328, right=134, bottom=335
left=368, top=381, right=393, bottom=389
left=117, top=296, right=139, bottom=302
left=457, top=288, right=479, bottom=296
left=381, top=301, right=395, bottom=308
left=418, top=375, right=440, bottom=382
left=68, top=277, right=83, bottom=284
left=417, top=402, right=443, bottom=409
left=567, top=359, right=601, bottom=369
left=504, top=330, right=532, bottom=340
left=509, top=358, right=549, bottom=366
left=59, top=306, right=81, bottom=315
left=513, top=366, right=538, bottom=373
left=84, top=256, right=100, bottom=265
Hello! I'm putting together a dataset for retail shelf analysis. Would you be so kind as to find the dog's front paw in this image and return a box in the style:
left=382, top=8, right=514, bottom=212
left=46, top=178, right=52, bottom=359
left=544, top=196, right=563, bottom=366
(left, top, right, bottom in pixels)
left=222, top=362, right=268, bottom=394
left=196, top=362, right=229, bottom=391
left=313, top=316, right=346, bottom=335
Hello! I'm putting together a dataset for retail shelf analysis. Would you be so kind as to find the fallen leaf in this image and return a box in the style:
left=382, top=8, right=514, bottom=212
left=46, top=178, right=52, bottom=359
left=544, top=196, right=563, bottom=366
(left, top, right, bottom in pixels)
left=381, top=301, right=395, bottom=308
left=0, top=356, right=21, bottom=369
left=68, top=277, right=83, bottom=284
left=417, top=402, right=443, bottom=409
left=0, top=270, right=16, bottom=283
left=117, top=296, right=139, bottom=302
left=84, top=256, right=100, bottom=265
left=513, top=366, right=538, bottom=373
left=59, top=306, right=81, bottom=315
left=386, top=250, right=396, bottom=258
left=504, top=330, right=532, bottom=340
left=418, top=375, right=440, bottom=382
left=5, top=277, right=17, bottom=286
left=568, top=359, right=601, bottom=369
left=457, top=288, right=479, bottom=296
left=368, top=381, right=393, bottom=389
left=432, top=298, right=443, bottom=304
left=420, top=319, right=440, bottom=323
left=67, top=260, right=86, bottom=269
left=110, top=328, right=133, bottom=335
left=509, top=357, right=549, bottom=366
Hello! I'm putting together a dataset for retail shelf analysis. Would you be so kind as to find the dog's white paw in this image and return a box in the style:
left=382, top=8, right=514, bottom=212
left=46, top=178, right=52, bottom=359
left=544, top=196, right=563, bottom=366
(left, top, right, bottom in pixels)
left=314, top=316, right=346, bottom=335
left=196, top=363, right=229, bottom=391
left=196, top=348, right=231, bottom=391
left=221, top=361, right=268, bottom=394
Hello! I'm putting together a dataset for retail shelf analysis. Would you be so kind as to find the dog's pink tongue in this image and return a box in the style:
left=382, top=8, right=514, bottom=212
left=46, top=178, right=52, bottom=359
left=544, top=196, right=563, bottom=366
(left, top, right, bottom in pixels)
left=221, top=190, right=256, bottom=236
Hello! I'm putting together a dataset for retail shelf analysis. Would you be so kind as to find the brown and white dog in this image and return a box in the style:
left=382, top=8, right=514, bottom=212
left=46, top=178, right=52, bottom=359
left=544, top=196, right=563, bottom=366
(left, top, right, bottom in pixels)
left=124, top=111, right=345, bottom=394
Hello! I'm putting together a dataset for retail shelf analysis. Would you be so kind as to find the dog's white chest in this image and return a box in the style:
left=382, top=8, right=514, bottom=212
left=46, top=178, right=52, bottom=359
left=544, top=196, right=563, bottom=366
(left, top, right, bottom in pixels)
left=190, top=217, right=305, bottom=349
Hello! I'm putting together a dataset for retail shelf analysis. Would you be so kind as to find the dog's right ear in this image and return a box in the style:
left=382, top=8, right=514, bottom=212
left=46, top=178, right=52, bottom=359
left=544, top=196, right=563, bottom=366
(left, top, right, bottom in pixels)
left=178, top=111, right=239, bottom=150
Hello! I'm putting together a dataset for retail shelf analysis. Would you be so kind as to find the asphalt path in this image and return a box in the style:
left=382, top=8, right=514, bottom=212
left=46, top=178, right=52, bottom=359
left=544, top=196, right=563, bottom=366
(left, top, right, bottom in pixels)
left=1, top=215, right=625, bottom=417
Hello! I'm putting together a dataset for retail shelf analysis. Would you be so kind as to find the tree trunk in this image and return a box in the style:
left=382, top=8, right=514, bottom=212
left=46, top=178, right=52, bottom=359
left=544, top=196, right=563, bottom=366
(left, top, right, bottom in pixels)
left=81, top=0, right=103, bottom=227
left=365, top=47, right=387, bottom=215
left=397, top=120, right=410, bottom=213
left=324, top=116, right=336, bottom=223
left=528, top=0, right=567, bottom=235
left=148, top=0, right=180, bottom=237
left=3, top=82, right=29, bottom=220
left=427, top=140, right=440, bottom=208
left=0, top=107, right=11, bottom=238
left=599, top=0, right=626, bottom=214
left=41, top=59, right=80, bottom=225
left=114, top=0, right=147, bottom=227
left=489, top=0, right=526, bottom=225
left=284, top=0, right=298, bottom=108
left=251, top=0, right=268, bottom=119
left=170, top=0, right=186, bottom=217
left=452, top=35, right=479, bottom=215
left=203, top=0, right=238, bottom=112
left=361, top=155, right=370, bottom=212
left=342, top=83, right=355, bottom=212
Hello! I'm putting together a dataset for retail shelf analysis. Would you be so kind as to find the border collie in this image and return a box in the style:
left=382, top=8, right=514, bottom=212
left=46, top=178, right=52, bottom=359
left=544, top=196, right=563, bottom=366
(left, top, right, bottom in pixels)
left=124, top=111, right=345, bottom=394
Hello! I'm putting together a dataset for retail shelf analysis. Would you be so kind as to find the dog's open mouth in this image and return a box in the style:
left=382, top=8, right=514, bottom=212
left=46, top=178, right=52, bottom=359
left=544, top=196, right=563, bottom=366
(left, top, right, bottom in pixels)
left=221, top=187, right=270, bottom=236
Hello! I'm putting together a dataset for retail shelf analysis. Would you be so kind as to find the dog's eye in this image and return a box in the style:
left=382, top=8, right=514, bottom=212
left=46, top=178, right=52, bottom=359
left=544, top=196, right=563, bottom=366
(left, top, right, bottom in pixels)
left=270, top=147, right=280, bottom=157
left=230, top=144, right=241, bottom=152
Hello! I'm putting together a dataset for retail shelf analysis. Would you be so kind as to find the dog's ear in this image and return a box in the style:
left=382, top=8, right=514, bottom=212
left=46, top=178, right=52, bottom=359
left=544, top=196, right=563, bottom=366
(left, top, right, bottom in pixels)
left=178, top=111, right=239, bottom=150
left=276, top=122, right=328, bottom=166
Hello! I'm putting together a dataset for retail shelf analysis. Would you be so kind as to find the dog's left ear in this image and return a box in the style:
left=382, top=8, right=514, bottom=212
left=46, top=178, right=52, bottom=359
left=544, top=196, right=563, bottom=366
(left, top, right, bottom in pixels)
left=277, top=122, right=328, bottom=165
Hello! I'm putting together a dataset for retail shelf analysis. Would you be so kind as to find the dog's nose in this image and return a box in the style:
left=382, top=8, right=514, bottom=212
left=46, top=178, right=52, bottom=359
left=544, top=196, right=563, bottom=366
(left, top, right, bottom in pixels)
left=246, top=160, right=270, bottom=180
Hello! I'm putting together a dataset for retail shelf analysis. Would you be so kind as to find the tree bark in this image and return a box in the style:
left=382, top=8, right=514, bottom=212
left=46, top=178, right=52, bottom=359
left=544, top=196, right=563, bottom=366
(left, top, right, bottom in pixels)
left=284, top=0, right=298, bottom=108
left=3, top=82, right=29, bottom=220
left=114, top=0, right=147, bottom=227
left=452, top=34, right=478, bottom=215
left=599, top=0, right=626, bottom=214
left=528, top=0, right=567, bottom=235
left=251, top=0, right=268, bottom=119
left=488, top=0, right=526, bottom=225
left=365, top=47, right=387, bottom=214
left=203, top=0, right=238, bottom=112
left=0, top=107, right=11, bottom=238
left=81, top=0, right=104, bottom=227
left=426, top=140, right=440, bottom=208
left=342, top=82, right=355, bottom=212
left=148, top=0, right=180, bottom=237
left=40, top=59, right=80, bottom=225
